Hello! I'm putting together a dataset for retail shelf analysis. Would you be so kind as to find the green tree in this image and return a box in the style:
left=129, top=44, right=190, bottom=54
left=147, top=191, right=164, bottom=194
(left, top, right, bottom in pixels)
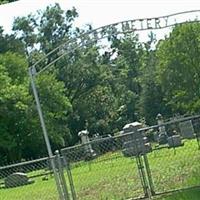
left=0, top=52, right=30, bottom=162
left=0, top=0, right=17, bottom=4
left=109, top=33, right=144, bottom=125
left=0, top=50, right=72, bottom=162
left=139, top=34, right=170, bottom=124
left=156, top=22, right=200, bottom=114
left=35, top=73, right=72, bottom=147
left=13, top=3, right=78, bottom=60
left=13, top=4, right=122, bottom=142
left=57, top=42, right=119, bottom=141
left=0, top=27, right=25, bottom=55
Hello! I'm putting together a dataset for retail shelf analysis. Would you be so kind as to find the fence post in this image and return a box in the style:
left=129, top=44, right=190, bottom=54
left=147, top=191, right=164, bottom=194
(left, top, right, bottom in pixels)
left=143, top=154, right=155, bottom=196
left=55, top=150, right=70, bottom=200
left=49, top=156, right=64, bottom=200
left=135, top=155, right=149, bottom=198
left=62, top=155, right=77, bottom=200
left=195, top=133, right=200, bottom=150
left=29, top=67, right=64, bottom=200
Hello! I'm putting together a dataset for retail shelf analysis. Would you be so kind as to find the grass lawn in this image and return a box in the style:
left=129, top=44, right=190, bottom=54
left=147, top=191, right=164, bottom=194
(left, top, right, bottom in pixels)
left=0, top=139, right=200, bottom=200
left=158, top=188, right=200, bottom=200
left=0, top=175, right=59, bottom=200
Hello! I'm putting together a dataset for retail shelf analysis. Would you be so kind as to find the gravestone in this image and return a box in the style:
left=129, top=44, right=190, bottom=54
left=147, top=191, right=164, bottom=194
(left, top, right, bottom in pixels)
left=123, top=121, right=143, bottom=134
left=167, top=135, right=183, bottom=148
left=122, top=122, right=144, bottom=141
left=156, top=114, right=168, bottom=144
left=122, top=139, right=151, bottom=157
left=179, top=120, right=195, bottom=139
left=78, top=130, right=96, bottom=160
left=122, top=122, right=151, bottom=157
left=5, top=172, right=34, bottom=188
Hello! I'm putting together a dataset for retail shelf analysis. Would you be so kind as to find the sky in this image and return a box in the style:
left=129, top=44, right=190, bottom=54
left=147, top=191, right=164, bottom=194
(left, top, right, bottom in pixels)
left=0, top=0, right=200, bottom=41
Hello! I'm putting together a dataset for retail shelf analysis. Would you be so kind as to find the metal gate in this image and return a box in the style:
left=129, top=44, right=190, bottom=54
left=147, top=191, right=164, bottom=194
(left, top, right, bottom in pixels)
left=61, top=133, right=149, bottom=200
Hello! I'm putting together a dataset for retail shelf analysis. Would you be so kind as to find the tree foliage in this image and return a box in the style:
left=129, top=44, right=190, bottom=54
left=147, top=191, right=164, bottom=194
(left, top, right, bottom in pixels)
left=0, top=0, right=17, bottom=4
left=156, top=22, right=200, bottom=114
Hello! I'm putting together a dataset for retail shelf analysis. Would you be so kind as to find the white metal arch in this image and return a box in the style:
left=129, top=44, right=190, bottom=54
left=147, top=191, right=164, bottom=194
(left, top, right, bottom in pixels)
left=31, top=10, right=200, bottom=75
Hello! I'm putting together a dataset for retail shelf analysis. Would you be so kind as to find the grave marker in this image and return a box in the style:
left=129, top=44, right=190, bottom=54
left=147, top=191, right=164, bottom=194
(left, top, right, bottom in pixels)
left=5, top=172, right=34, bottom=188
left=179, top=120, right=195, bottom=139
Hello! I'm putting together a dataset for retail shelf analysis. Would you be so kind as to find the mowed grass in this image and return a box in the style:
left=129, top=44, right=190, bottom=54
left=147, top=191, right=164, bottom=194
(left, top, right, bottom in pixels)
left=158, top=188, right=200, bottom=200
left=0, top=139, right=200, bottom=200
left=147, top=139, right=200, bottom=193
left=70, top=152, right=144, bottom=200
left=0, top=175, right=59, bottom=200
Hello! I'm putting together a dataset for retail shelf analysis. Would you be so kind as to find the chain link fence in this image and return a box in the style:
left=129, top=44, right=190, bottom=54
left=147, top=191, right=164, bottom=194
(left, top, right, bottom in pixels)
left=0, top=157, right=61, bottom=200
left=1, top=115, right=200, bottom=200
left=61, top=115, right=200, bottom=200
left=145, top=115, right=200, bottom=196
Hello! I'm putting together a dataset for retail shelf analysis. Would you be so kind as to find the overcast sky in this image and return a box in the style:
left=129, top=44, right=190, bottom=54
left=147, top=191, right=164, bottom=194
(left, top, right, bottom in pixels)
left=0, top=0, right=200, bottom=40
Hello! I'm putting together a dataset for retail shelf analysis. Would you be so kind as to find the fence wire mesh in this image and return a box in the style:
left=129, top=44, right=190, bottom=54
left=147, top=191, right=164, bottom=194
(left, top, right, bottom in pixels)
left=0, top=157, right=60, bottom=200
left=61, top=133, right=148, bottom=200
left=146, top=116, right=200, bottom=195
